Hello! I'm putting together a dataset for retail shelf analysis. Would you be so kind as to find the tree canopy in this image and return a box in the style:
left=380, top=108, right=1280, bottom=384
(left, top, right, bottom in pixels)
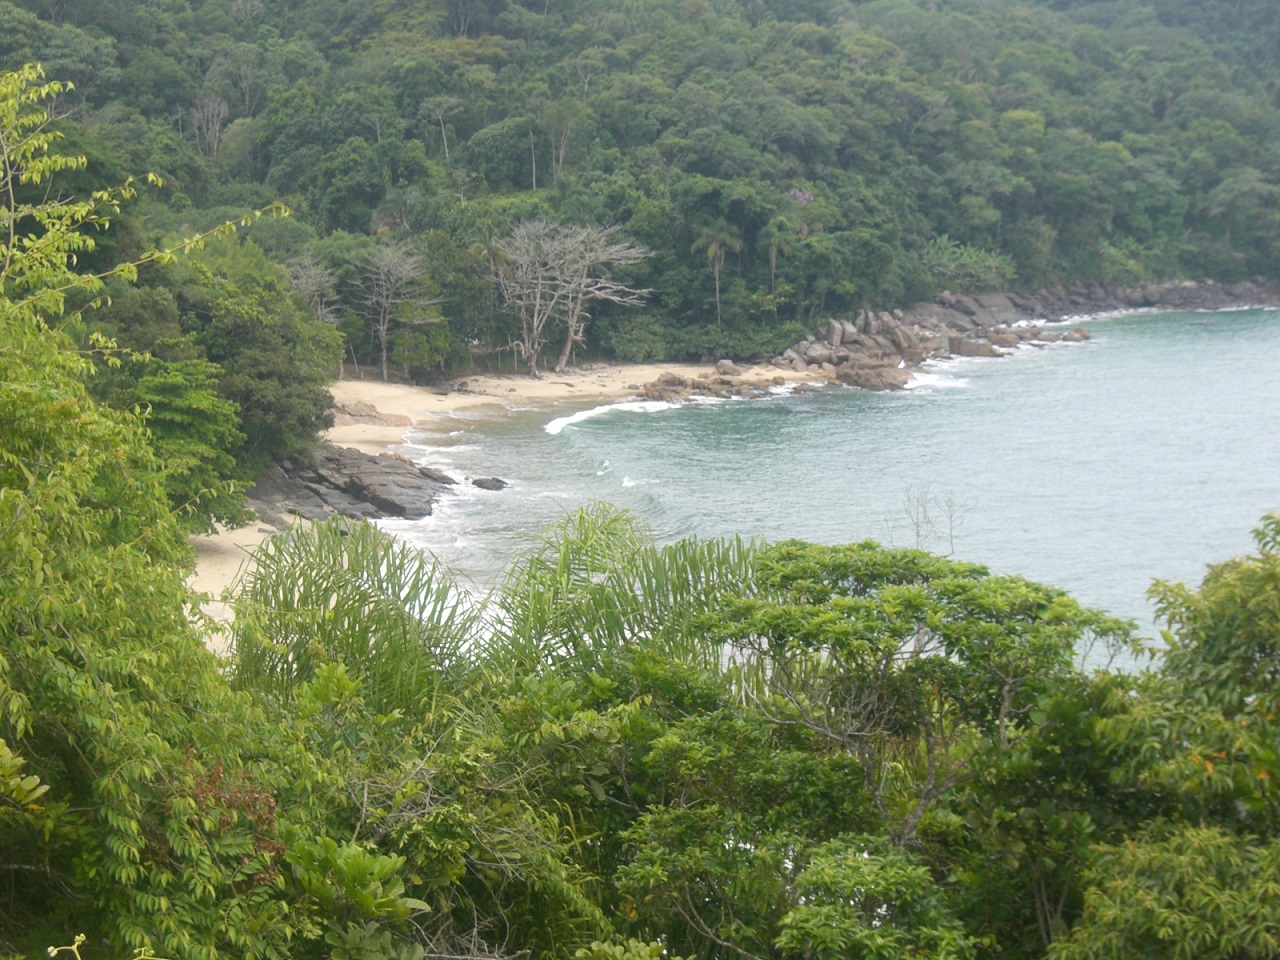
left=0, top=0, right=1276, bottom=377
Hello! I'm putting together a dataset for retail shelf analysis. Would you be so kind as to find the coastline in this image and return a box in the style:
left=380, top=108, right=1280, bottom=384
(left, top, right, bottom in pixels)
left=189, top=277, right=1280, bottom=621
left=188, top=360, right=822, bottom=609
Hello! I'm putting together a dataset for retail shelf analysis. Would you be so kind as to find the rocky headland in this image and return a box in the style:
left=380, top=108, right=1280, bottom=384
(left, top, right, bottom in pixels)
left=639, top=278, right=1280, bottom=401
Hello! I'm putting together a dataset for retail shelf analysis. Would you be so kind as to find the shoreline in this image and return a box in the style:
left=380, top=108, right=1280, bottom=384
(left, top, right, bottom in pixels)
left=190, top=284, right=1280, bottom=614
left=188, top=360, right=823, bottom=607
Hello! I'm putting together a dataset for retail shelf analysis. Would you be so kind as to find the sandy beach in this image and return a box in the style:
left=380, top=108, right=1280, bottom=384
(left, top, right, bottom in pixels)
left=188, top=360, right=818, bottom=625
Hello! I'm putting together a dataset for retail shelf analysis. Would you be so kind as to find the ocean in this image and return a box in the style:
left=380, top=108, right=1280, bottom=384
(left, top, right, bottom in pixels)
left=382, top=308, right=1280, bottom=638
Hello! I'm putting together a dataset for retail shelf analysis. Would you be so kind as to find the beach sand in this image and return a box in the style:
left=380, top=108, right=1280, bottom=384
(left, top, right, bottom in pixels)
left=188, top=360, right=817, bottom=639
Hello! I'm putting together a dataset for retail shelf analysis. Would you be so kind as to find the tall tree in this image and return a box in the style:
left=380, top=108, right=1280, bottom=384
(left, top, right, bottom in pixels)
left=357, top=238, right=439, bottom=381
left=493, top=220, right=649, bottom=377
left=691, top=215, right=742, bottom=326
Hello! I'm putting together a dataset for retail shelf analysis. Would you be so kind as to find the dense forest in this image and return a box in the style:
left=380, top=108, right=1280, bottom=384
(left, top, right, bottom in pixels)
left=2, top=2, right=1280, bottom=957
left=4, top=0, right=1280, bottom=371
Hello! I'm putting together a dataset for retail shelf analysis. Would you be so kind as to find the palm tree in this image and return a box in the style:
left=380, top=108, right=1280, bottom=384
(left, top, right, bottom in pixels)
left=758, top=216, right=795, bottom=295
left=692, top=216, right=742, bottom=325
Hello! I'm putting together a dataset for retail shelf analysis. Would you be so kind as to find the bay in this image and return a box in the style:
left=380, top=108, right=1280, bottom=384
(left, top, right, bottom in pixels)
left=384, top=308, right=1280, bottom=638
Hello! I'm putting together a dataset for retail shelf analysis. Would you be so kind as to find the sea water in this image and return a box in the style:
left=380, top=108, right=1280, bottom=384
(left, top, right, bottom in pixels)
left=382, top=308, right=1280, bottom=638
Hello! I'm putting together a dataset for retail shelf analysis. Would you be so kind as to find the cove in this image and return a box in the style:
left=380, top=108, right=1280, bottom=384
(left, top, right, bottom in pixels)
left=385, top=308, right=1280, bottom=637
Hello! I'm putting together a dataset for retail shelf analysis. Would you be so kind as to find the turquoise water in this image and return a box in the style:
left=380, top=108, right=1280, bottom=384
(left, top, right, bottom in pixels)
left=384, top=308, right=1280, bottom=637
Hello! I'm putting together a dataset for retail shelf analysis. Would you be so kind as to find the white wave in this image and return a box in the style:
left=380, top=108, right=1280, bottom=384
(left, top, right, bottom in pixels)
left=544, top=400, right=677, bottom=435
left=622, top=477, right=663, bottom=487
left=906, top=368, right=970, bottom=390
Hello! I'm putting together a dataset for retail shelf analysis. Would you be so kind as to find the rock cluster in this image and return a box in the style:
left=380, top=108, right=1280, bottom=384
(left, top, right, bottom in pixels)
left=249, top=445, right=486, bottom=526
left=641, top=370, right=786, bottom=403
left=767, top=279, right=1279, bottom=391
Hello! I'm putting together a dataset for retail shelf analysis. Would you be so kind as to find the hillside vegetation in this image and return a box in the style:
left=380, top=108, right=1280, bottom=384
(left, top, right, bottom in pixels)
left=3, top=0, right=1278, bottom=369
left=3, top=51, right=1280, bottom=960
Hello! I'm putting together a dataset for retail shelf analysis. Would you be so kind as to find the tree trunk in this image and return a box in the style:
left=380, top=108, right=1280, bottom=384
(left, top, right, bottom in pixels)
left=714, top=259, right=722, bottom=325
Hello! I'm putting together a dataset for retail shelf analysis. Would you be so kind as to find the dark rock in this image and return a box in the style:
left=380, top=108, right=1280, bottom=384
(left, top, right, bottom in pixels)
left=259, top=444, right=451, bottom=523
left=346, top=475, right=433, bottom=519
left=419, top=465, right=458, bottom=485
left=472, top=477, right=507, bottom=491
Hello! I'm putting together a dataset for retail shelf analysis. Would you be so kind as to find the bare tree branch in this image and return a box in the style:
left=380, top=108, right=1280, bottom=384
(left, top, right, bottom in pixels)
left=492, top=221, right=649, bottom=377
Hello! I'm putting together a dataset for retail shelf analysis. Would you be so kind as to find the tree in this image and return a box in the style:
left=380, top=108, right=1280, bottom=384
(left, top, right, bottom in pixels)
left=290, top=251, right=346, bottom=373
left=492, top=220, right=649, bottom=377
left=0, top=63, right=316, bottom=957
left=357, top=238, right=441, bottom=381
left=691, top=214, right=742, bottom=326
left=1048, top=828, right=1280, bottom=960
left=93, top=354, right=250, bottom=533
left=709, top=540, right=1137, bottom=844
left=192, top=93, right=229, bottom=159
left=421, top=95, right=461, bottom=160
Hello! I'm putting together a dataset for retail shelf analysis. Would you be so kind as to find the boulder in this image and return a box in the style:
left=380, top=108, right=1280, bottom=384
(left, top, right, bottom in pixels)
left=803, top=342, right=834, bottom=364
left=418, top=465, right=458, bottom=485
left=970, top=292, right=1023, bottom=326
left=948, top=337, right=1001, bottom=358
left=826, top=318, right=844, bottom=346
left=265, top=445, right=448, bottom=521
left=836, top=364, right=912, bottom=391
left=472, top=477, right=508, bottom=491
left=643, top=381, right=689, bottom=402
left=715, top=358, right=744, bottom=376
left=883, top=320, right=919, bottom=355
left=643, top=371, right=693, bottom=402
left=346, top=474, right=434, bottom=519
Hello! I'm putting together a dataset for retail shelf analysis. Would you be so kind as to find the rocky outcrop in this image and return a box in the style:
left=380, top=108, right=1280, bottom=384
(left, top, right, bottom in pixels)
left=249, top=445, right=461, bottom=525
left=640, top=369, right=787, bottom=403
left=331, top=399, right=413, bottom=428
left=769, top=278, right=1278, bottom=391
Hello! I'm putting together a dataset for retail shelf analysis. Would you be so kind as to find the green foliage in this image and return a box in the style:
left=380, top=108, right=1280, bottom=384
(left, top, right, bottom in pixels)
left=1048, top=827, right=1280, bottom=960
left=711, top=540, right=1138, bottom=841
left=920, top=236, right=1017, bottom=294
left=576, top=939, right=691, bottom=960
left=93, top=354, right=250, bottom=533
left=5, top=0, right=1278, bottom=369
left=7, top=41, right=1280, bottom=960
left=778, top=835, right=975, bottom=960
left=1151, top=513, right=1280, bottom=714
left=231, top=519, right=477, bottom=714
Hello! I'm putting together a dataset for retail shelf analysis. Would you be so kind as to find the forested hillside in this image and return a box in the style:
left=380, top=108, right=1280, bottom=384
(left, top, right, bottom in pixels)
left=3, top=0, right=1278, bottom=376
left=4, top=45, right=1280, bottom=960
